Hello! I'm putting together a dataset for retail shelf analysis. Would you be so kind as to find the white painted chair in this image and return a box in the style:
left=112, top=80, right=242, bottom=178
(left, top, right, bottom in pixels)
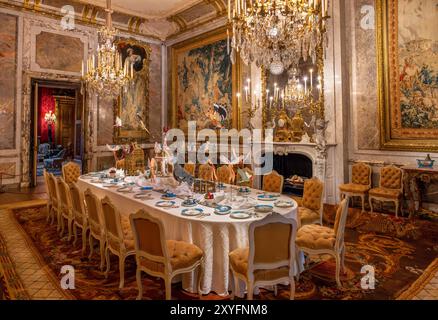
left=130, top=209, right=204, bottom=300
left=84, top=188, right=106, bottom=271
left=57, top=177, right=75, bottom=241
left=229, top=212, right=298, bottom=300
left=295, top=197, right=350, bottom=287
left=69, top=183, right=89, bottom=255
left=101, top=196, right=135, bottom=289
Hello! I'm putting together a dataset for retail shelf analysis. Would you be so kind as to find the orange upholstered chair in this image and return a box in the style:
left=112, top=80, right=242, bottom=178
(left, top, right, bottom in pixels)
left=62, top=161, right=81, bottom=184
left=101, top=197, right=135, bottom=289
left=69, top=183, right=89, bottom=255
left=369, top=165, right=403, bottom=217
left=298, top=177, right=324, bottom=227
left=262, top=170, right=284, bottom=194
left=57, top=177, right=75, bottom=241
left=229, top=212, right=298, bottom=300
left=184, top=163, right=196, bottom=176
left=198, top=163, right=216, bottom=181
left=216, top=165, right=234, bottom=184
left=130, top=209, right=204, bottom=300
left=296, top=197, right=349, bottom=287
left=339, top=163, right=372, bottom=212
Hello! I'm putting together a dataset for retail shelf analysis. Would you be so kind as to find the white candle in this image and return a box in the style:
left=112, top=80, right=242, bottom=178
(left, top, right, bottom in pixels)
left=309, top=69, right=313, bottom=90
left=228, top=0, right=231, bottom=20
left=81, top=61, right=84, bottom=76
left=303, top=76, right=308, bottom=93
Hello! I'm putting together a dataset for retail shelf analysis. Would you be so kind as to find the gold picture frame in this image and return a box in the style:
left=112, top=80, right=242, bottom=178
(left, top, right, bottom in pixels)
left=114, top=38, right=152, bottom=144
left=170, top=27, right=241, bottom=132
left=377, top=0, right=438, bottom=152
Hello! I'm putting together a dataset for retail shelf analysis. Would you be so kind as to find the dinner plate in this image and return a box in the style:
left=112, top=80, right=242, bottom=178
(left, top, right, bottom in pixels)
left=182, top=200, right=197, bottom=207
left=102, top=183, right=118, bottom=188
left=230, top=211, right=251, bottom=220
left=156, top=200, right=176, bottom=208
left=161, top=195, right=177, bottom=201
left=214, top=205, right=232, bottom=215
left=134, top=192, right=153, bottom=200
left=254, top=204, right=274, bottom=213
left=181, top=208, right=204, bottom=217
left=117, top=186, right=133, bottom=193
left=274, top=200, right=295, bottom=208
left=257, top=194, right=279, bottom=201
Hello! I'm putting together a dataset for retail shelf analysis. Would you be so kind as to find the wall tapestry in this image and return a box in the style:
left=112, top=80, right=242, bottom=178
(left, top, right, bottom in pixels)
left=115, top=39, right=151, bottom=144
left=378, top=0, right=438, bottom=151
left=171, top=28, right=240, bottom=132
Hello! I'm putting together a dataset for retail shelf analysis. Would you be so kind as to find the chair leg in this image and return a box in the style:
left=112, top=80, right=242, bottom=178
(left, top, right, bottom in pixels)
left=104, top=247, right=110, bottom=278
left=81, top=228, right=87, bottom=256
left=295, top=250, right=302, bottom=281
left=165, top=278, right=172, bottom=300
left=341, top=246, right=346, bottom=274
left=335, top=252, right=342, bottom=288
left=73, top=224, right=78, bottom=246
left=119, top=254, right=126, bottom=289
left=369, top=197, right=374, bottom=214
left=395, top=200, right=399, bottom=218
left=99, top=239, right=106, bottom=272
left=361, top=195, right=366, bottom=213
left=247, top=282, right=254, bottom=300
left=50, top=208, right=55, bottom=225
left=289, top=276, right=295, bottom=300
left=46, top=204, right=51, bottom=223
left=67, top=219, right=73, bottom=242
left=232, top=273, right=239, bottom=300
left=59, top=216, right=65, bottom=238
left=136, top=269, right=143, bottom=300
left=88, top=234, right=94, bottom=260
left=197, top=262, right=204, bottom=297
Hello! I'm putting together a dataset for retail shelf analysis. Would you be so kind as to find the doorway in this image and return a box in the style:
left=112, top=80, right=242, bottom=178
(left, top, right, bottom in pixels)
left=30, top=79, right=84, bottom=187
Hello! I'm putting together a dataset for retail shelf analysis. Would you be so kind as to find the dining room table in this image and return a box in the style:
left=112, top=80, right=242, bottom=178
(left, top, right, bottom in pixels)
left=76, top=173, right=299, bottom=297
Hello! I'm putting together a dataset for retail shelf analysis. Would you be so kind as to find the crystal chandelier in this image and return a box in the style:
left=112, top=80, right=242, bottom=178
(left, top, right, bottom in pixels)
left=82, top=0, right=133, bottom=99
left=228, top=0, right=329, bottom=75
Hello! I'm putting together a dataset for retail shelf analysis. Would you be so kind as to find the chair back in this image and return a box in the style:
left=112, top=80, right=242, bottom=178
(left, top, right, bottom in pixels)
left=57, top=178, right=72, bottom=217
left=150, top=158, right=157, bottom=178
left=130, top=209, right=169, bottom=271
left=184, top=163, right=196, bottom=176
left=46, top=173, right=59, bottom=206
left=248, top=212, right=297, bottom=277
left=380, top=165, right=403, bottom=190
left=62, top=161, right=81, bottom=184
left=333, top=198, right=350, bottom=250
left=302, top=177, right=324, bottom=212
left=101, top=196, right=126, bottom=252
left=198, top=163, right=216, bottom=181
left=43, top=169, right=51, bottom=201
left=217, top=165, right=234, bottom=184
left=69, top=183, right=87, bottom=226
left=262, top=170, right=284, bottom=193
left=352, top=163, right=372, bottom=187
left=84, top=188, right=104, bottom=237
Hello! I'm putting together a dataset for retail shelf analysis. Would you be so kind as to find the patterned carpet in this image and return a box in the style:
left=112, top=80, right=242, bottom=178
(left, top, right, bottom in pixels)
left=3, top=204, right=438, bottom=300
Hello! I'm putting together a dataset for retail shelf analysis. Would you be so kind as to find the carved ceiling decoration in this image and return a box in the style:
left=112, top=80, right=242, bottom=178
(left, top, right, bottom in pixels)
left=0, top=0, right=228, bottom=41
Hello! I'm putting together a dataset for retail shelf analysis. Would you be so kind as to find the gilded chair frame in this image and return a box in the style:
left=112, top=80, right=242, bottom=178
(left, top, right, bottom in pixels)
left=216, top=165, right=234, bottom=184
left=43, top=170, right=54, bottom=224
left=262, top=170, right=284, bottom=194
left=101, top=197, right=135, bottom=289
left=130, top=209, right=204, bottom=300
left=62, top=161, right=81, bottom=184
left=57, top=177, right=75, bottom=241
left=339, top=163, right=372, bottom=212
left=230, top=212, right=298, bottom=300
left=47, top=173, right=60, bottom=228
left=69, top=183, right=89, bottom=255
left=296, top=198, right=349, bottom=287
left=369, top=165, right=403, bottom=217
left=198, top=163, right=216, bottom=182
left=84, top=188, right=107, bottom=271
left=300, top=177, right=325, bottom=227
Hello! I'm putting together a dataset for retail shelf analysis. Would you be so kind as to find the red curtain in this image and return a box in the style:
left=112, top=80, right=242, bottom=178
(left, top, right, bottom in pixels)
left=38, top=87, right=56, bottom=144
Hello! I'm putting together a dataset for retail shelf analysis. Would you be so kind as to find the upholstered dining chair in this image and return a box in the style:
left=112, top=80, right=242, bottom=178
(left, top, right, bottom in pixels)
left=198, top=163, right=216, bottom=181
left=116, top=159, right=125, bottom=170
left=101, top=196, right=135, bottom=289
left=229, top=212, right=298, bottom=300
left=369, top=165, right=403, bottom=217
left=69, top=183, right=89, bottom=255
left=46, top=173, right=60, bottom=227
left=298, top=177, right=324, bottom=227
left=184, top=163, right=196, bottom=176
left=62, top=161, right=81, bottom=184
left=84, top=188, right=106, bottom=271
left=262, top=170, right=284, bottom=194
left=57, top=178, right=75, bottom=241
left=216, top=165, right=234, bottom=184
left=150, top=158, right=157, bottom=179
left=43, top=170, right=53, bottom=223
left=295, top=197, right=349, bottom=287
left=130, top=209, right=204, bottom=300
left=339, top=162, right=372, bottom=212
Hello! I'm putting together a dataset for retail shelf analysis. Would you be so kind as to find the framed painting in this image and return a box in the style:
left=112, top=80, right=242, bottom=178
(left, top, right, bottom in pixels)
left=171, top=27, right=241, bottom=132
left=114, top=38, right=151, bottom=144
left=377, top=0, right=438, bottom=152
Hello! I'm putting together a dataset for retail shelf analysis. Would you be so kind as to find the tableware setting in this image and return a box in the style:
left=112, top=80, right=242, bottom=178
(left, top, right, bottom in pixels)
left=257, top=193, right=280, bottom=201
left=229, top=211, right=252, bottom=220
left=181, top=208, right=204, bottom=217
left=181, top=197, right=197, bottom=207
left=116, top=185, right=134, bottom=193
left=238, top=187, right=251, bottom=195
left=214, top=205, right=232, bottom=215
left=254, top=204, right=274, bottom=213
left=156, top=200, right=177, bottom=208
left=134, top=192, right=153, bottom=200
left=274, top=200, right=295, bottom=208
left=161, top=191, right=177, bottom=200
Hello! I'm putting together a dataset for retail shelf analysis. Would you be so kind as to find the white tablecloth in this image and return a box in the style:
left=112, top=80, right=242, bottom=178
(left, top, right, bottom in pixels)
left=77, top=177, right=298, bottom=296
